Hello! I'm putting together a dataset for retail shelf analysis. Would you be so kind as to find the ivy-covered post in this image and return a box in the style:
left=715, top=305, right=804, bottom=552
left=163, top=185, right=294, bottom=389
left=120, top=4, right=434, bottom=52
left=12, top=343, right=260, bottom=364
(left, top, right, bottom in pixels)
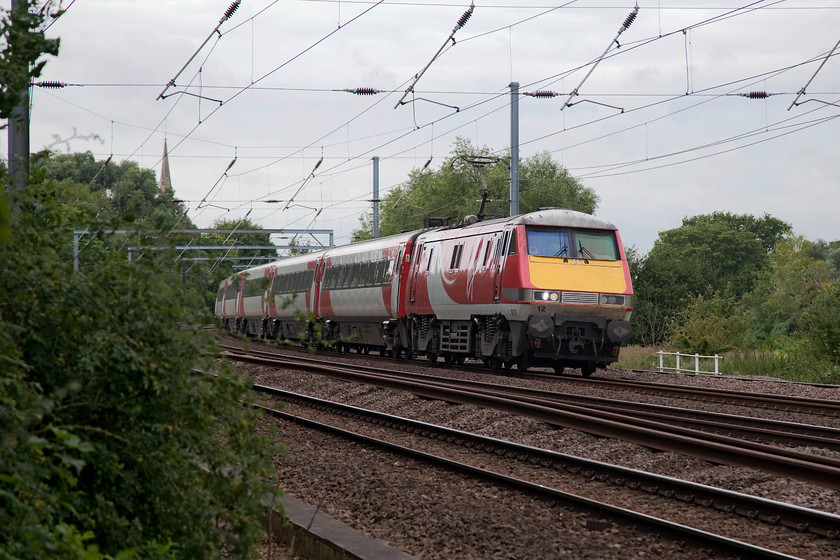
left=1, top=0, right=61, bottom=217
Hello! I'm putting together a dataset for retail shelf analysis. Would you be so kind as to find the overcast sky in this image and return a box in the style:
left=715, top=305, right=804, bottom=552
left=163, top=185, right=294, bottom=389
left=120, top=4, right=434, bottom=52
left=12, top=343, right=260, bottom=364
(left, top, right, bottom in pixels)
left=5, top=0, right=840, bottom=253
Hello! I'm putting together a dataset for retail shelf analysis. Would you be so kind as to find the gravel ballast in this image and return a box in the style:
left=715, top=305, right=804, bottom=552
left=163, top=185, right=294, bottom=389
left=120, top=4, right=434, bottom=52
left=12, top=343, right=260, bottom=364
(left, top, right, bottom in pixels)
left=237, top=346, right=840, bottom=559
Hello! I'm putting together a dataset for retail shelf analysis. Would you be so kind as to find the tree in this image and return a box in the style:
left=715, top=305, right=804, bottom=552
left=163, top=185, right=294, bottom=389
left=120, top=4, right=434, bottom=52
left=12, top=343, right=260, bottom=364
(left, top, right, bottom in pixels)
left=35, top=151, right=191, bottom=228
left=681, top=211, right=791, bottom=253
left=742, top=237, right=832, bottom=344
left=799, top=281, right=840, bottom=367
left=810, top=239, right=840, bottom=279
left=0, top=1, right=61, bottom=126
left=669, top=292, right=749, bottom=355
left=206, top=216, right=277, bottom=261
left=353, top=138, right=599, bottom=239
left=0, top=174, right=278, bottom=559
left=632, top=214, right=778, bottom=344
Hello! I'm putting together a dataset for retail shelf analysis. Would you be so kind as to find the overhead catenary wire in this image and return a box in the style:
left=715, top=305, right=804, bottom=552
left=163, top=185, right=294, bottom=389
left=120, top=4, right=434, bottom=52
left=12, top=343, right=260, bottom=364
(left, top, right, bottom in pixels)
left=157, top=0, right=241, bottom=101
left=788, top=34, right=840, bottom=110
left=394, top=2, right=475, bottom=109
left=559, top=4, right=639, bottom=111
left=188, top=2, right=839, bottom=223
left=31, top=0, right=839, bottom=245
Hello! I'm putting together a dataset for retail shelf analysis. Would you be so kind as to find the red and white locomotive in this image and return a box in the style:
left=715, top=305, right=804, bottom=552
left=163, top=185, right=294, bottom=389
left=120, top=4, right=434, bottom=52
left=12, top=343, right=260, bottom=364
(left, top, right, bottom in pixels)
left=216, top=208, right=633, bottom=375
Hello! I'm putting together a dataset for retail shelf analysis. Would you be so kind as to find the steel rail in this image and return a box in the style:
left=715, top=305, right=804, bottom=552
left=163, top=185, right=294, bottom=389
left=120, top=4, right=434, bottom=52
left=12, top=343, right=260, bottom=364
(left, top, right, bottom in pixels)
left=224, top=345, right=840, bottom=450
left=256, top=384, right=840, bottom=540
left=223, top=349, right=840, bottom=490
left=548, top=375, right=840, bottom=417
left=223, top=342, right=840, bottom=415
left=257, top=401, right=807, bottom=560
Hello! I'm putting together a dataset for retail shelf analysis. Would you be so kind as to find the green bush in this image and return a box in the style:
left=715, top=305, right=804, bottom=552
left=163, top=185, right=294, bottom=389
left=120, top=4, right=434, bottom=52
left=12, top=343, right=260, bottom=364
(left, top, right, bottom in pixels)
left=0, top=181, right=278, bottom=559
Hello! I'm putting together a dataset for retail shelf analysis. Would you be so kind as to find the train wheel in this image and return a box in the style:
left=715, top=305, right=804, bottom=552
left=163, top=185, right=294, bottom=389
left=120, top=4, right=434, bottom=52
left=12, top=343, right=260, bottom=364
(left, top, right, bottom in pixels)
left=428, top=353, right=439, bottom=365
left=553, top=364, right=565, bottom=375
left=487, top=357, right=503, bottom=371
left=581, top=363, right=596, bottom=377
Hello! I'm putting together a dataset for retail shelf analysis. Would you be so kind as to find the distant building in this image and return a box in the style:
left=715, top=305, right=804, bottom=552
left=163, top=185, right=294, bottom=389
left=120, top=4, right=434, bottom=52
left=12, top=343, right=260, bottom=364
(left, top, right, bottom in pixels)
left=159, top=139, right=172, bottom=193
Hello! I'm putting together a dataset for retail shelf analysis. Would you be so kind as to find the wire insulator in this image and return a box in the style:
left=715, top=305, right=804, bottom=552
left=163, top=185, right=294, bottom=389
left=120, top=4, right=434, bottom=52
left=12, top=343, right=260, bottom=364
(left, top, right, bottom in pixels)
left=455, top=4, right=474, bottom=31
left=531, top=90, right=558, bottom=98
left=744, top=91, right=771, bottom=99
left=223, top=0, right=241, bottom=22
left=347, top=87, right=380, bottom=95
left=36, top=80, right=66, bottom=88
left=622, top=9, right=638, bottom=30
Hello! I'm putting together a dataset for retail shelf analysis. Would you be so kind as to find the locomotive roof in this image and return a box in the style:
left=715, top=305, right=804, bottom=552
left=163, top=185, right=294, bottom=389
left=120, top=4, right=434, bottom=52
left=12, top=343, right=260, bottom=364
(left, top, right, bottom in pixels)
left=511, top=208, right=617, bottom=230
left=455, top=208, right=617, bottom=231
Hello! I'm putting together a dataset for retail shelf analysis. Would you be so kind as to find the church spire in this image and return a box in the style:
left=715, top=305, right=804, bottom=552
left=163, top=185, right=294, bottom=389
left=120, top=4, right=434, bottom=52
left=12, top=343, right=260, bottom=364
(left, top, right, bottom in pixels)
left=159, top=139, right=172, bottom=193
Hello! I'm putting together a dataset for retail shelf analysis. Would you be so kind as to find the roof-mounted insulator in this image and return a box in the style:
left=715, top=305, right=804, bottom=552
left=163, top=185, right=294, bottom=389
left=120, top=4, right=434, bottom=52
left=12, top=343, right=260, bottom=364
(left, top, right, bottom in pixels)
left=35, top=80, right=67, bottom=88
left=526, top=90, right=559, bottom=98
left=742, top=91, right=771, bottom=99
left=222, top=0, right=241, bottom=23
left=622, top=7, right=638, bottom=31
left=455, top=3, right=474, bottom=32
left=345, top=87, right=381, bottom=95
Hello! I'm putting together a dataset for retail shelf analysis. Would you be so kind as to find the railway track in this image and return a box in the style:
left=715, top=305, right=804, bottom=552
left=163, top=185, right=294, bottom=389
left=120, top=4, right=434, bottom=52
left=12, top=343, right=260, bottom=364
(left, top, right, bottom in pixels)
left=221, top=344, right=840, bottom=490
left=255, top=389, right=835, bottom=559
left=255, top=383, right=840, bottom=540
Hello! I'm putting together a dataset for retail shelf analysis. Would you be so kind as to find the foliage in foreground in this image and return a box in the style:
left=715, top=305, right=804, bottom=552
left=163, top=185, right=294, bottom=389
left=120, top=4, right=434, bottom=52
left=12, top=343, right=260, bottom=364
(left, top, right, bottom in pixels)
left=0, top=180, right=277, bottom=559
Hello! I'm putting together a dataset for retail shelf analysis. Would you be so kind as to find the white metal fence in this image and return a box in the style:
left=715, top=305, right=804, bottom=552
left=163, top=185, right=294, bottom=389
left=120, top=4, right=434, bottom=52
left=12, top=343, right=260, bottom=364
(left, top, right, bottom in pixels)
left=657, top=351, right=722, bottom=375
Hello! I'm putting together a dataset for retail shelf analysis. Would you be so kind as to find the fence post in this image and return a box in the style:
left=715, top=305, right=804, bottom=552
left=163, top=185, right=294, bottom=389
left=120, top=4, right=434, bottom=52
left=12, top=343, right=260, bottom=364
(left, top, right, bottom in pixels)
left=658, top=351, right=663, bottom=372
left=714, top=355, right=720, bottom=375
left=694, top=354, right=699, bottom=374
left=676, top=352, right=680, bottom=373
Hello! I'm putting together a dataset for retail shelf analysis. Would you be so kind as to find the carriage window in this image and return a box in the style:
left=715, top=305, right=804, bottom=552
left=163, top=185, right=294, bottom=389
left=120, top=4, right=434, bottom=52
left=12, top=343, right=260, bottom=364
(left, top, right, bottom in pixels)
left=449, top=244, right=464, bottom=270
left=527, top=229, right=570, bottom=258
left=508, top=229, right=517, bottom=254
left=382, top=259, right=393, bottom=284
left=527, top=228, right=618, bottom=261
left=573, top=231, right=620, bottom=260
left=350, top=263, right=361, bottom=287
left=366, top=262, right=377, bottom=286
left=374, top=260, right=386, bottom=285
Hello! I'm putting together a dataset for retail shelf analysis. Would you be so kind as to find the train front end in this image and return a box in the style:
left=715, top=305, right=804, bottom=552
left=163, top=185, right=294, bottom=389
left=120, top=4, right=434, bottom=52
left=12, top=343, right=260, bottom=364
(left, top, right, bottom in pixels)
left=513, top=211, right=633, bottom=375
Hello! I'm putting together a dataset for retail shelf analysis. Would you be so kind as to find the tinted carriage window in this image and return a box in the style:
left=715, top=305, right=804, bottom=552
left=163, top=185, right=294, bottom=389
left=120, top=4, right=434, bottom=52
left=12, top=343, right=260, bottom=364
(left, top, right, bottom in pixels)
left=360, top=262, right=373, bottom=286
left=527, top=228, right=619, bottom=260
left=384, top=259, right=394, bottom=284
left=527, top=229, right=570, bottom=257
left=574, top=231, right=620, bottom=261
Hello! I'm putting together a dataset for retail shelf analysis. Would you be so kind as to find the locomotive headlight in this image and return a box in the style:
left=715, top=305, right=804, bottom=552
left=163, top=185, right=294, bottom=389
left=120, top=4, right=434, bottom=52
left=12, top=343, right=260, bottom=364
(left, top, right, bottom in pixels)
left=534, top=291, right=560, bottom=302
left=599, top=294, right=626, bottom=306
